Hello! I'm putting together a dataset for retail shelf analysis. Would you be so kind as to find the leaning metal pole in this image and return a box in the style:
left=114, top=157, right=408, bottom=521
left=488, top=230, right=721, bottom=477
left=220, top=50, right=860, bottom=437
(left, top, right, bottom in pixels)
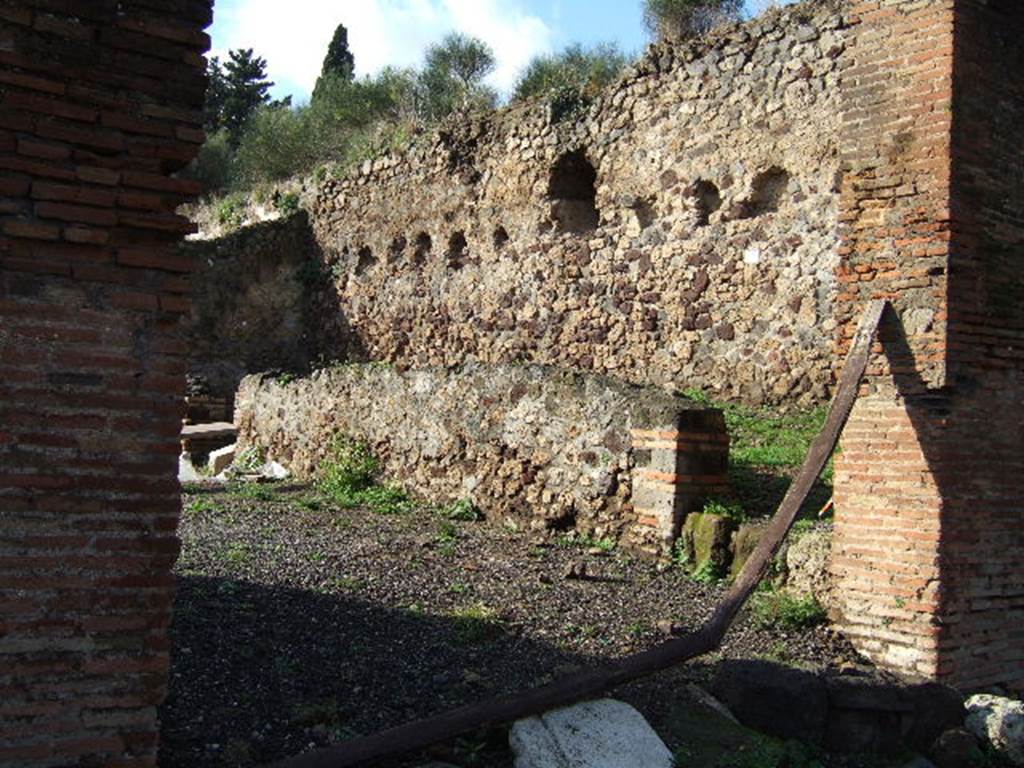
left=271, top=299, right=889, bottom=768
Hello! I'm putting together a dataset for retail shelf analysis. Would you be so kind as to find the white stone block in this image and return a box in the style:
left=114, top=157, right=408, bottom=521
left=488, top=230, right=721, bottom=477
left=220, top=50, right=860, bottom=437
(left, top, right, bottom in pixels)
left=510, top=699, right=674, bottom=768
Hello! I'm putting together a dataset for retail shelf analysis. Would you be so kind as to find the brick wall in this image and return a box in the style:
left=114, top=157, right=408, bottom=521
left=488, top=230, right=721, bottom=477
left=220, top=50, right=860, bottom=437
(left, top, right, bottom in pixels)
left=832, top=0, right=1024, bottom=692
left=0, top=2, right=210, bottom=765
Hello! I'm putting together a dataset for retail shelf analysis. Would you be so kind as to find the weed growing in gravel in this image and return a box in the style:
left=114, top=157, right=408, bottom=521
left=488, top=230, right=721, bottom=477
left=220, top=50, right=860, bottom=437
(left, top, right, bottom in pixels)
left=555, top=533, right=616, bottom=552
left=316, top=436, right=412, bottom=514
left=439, top=497, right=482, bottom=521
left=295, top=496, right=322, bottom=511
left=750, top=588, right=826, bottom=631
left=223, top=543, right=253, bottom=567
left=185, top=498, right=223, bottom=515
left=690, top=559, right=725, bottom=584
left=451, top=603, right=503, bottom=644
left=670, top=538, right=691, bottom=570
left=326, top=576, right=363, bottom=592
left=232, top=483, right=276, bottom=502
left=449, top=582, right=472, bottom=595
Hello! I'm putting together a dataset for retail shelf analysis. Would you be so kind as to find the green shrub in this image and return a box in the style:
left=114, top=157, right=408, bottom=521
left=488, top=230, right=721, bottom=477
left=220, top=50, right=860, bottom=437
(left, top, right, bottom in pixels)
left=274, top=190, right=300, bottom=216
left=187, top=129, right=233, bottom=194
left=513, top=43, right=628, bottom=121
left=317, top=437, right=379, bottom=497
left=750, top=589, right=827, bottom=630
left=216, top=192, right=248, bottom=228
left=233, top=104, right=316, bottom=186
left=316, top=436, right=411, bottom=514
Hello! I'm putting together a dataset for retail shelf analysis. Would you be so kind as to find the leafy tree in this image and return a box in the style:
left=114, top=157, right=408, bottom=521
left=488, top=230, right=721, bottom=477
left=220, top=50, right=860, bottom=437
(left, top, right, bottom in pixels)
left=203, top=56, right=229, bottom=134
left=420, top=32, right=497, bottom=117
left=187, top=128, right=233, bottom=193
left=642, top=0, right=743, bottom=40
left=313, top=23, right=356, bottom=102
left=234, top=68, right=420, bottom=186
left=207, top=48, right=274, bottom=147
left=513, top=43, right=628, bottom=117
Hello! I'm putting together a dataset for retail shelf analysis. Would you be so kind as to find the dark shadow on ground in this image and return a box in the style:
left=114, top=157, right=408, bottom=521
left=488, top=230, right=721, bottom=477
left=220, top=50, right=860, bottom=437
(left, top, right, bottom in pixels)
left=159, top=575, right=597, bottom=767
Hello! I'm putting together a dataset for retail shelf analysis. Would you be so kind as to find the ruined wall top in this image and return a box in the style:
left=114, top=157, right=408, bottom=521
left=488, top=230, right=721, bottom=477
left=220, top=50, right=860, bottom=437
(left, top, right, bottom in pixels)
left=302, top=0, right=848, bottom=406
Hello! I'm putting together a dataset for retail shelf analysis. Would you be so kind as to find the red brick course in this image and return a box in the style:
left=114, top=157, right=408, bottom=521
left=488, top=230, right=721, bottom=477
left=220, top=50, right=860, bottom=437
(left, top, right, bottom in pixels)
left=0, top=1, right=210, bottom=765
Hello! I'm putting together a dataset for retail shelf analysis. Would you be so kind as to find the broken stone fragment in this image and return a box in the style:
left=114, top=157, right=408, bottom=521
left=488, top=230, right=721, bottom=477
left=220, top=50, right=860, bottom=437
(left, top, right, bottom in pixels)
left=207, top=443, right=236, bottom=476
left=965, top=694, right=1024, bottom=766
left=510, top=699, right=674, bottom=768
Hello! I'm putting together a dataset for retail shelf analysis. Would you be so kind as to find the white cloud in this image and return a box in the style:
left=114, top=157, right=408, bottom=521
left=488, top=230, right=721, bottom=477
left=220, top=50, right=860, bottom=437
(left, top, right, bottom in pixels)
left=211, top=0, right=554, bottom=102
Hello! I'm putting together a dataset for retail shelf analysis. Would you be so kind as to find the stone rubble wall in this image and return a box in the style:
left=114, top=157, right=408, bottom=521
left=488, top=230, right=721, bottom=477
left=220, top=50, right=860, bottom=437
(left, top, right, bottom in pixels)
left=181, top=213, right=330, bottom=399
left=235, top=363, right=728, bottom=555
left=298, top=0, right=846, bottom=408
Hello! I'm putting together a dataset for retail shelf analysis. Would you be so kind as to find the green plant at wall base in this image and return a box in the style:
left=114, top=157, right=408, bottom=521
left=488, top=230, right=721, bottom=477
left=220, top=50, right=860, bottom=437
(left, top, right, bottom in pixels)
left=750, top=589, right=826, bottom=631
left=316, top=436, right=412, bottom=514
left=232, top=446, right=265, bottom=473
left=359, top=484, right=412, bottom=515
left=671, top=538, right=692, bottom=570
left=691, top=559, right=725, bottom=584
left=440, top=497, right=482, bottom=522
left=318, top=436, right=379, bottom=494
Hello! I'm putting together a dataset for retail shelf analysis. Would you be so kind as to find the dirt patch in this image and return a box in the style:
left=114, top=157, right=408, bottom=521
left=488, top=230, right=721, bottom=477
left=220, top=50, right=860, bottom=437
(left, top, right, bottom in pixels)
left=159, top=483, right=866, bottom=767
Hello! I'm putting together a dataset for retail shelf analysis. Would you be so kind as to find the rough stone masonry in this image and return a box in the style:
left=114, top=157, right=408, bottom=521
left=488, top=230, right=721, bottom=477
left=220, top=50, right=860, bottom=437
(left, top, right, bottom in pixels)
left=0, top=0, right=1022, bottom=766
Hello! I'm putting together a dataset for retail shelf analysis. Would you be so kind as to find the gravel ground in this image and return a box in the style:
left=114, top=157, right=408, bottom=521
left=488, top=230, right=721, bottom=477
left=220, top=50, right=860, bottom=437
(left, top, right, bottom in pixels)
left=159, top=482, right=868, bottom=767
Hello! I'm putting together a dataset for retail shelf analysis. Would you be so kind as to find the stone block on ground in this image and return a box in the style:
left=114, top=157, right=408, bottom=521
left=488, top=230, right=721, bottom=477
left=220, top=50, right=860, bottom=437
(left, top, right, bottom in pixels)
left=680, top=512, right=737, bottom=577
left=729, top=519, right=768, bottom=579
left=208, top=443, right=236, bottom=475
left=178, top=452, right=203, bottom=483
left=965, top=694, right=1024, bottom=765
left=510, top=698, right=673, bottom=768
left=929, top=728, right=984, bottom=768
left=710, top=660, right=828, bottom=745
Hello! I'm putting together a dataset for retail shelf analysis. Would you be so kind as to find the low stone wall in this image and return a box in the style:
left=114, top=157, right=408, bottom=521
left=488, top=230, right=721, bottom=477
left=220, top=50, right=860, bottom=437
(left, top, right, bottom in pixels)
left=235, top=363, right=728, bottom=555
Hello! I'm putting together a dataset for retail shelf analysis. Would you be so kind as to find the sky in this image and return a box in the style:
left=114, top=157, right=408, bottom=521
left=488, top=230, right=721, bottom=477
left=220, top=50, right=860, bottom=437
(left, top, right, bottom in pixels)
left=208, top=0, right=790, bottom=104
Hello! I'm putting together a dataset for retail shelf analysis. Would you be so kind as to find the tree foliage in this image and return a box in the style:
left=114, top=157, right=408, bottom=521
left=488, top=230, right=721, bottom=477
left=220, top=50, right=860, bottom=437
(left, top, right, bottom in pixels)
left=420, top=33, right=497, bottom=117
left=513, top=43, right=627, bottom=117
left=642, top=0, right=744, bottom=40
left=193, top=30, right=500, bottom=194
left=204, top=48, right=275, bottom=147
left=313, top=23, right=356, bottom=103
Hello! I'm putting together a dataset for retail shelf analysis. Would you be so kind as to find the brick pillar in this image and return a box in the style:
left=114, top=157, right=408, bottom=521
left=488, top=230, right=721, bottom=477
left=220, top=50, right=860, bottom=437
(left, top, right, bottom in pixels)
left=0, top=3, right=211, bottom=765
left=629, top=410, right=729, bottom=557
left=833, top=0, right=1024, bottom=692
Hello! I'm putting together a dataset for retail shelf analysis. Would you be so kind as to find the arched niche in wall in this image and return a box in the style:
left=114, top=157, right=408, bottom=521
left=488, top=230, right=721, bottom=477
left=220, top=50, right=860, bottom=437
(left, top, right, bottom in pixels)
left=547, top=149, right=599, bottom=234
left=741, top=166, right=791, bottom=218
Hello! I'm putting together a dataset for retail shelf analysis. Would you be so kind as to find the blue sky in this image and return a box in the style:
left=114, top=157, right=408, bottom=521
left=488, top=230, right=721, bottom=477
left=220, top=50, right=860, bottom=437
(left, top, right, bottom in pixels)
left=208, top=0, right=786, bottom=103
